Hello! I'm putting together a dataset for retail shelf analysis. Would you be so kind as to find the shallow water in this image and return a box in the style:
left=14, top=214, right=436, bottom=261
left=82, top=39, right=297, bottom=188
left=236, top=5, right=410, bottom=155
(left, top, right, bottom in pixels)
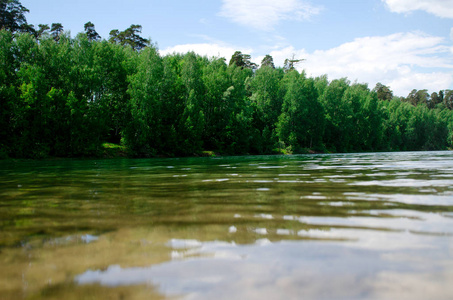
left=1, top=151, right=453, bottom=299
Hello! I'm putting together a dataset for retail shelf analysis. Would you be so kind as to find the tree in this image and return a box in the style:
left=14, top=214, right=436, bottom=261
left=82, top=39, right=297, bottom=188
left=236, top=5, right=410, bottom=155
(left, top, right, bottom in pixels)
left=428, top=92, right=441, bottom=109
left=277, top=72, right=324, bottom=152
left=180, top=52, right=205, bottom=153
left=260, top=54, right=275, bottom=69
left=50, top=23, right=63, bottom=42
left=202, top=56, right=231, bottom=150
left=123, top=46, right=165, bottom=155
left=283, top=54, right=305, bottom=73
left=36, top=24, right=49, bottom=39
left=0, top=0, right=29, bottom=33
left=229, top=51, right=257, bottom=70
left=373, top=82, right=393, bottom=101
left=109, top=24, right=149, bottom=51
left=405, top=89, right=429, bottom=106
left=319, top=78, right=351, bottom=152
left=92, top=40, right=132, bottom=145
left=444, top=90, right=453, bottom=110
left=345, top=83, right=383, bottom=151
left=84, top=21, right=100, bottom=41
left=0, top=30, right=16, bottom=157
left=250, top=65, right=284, bottom=153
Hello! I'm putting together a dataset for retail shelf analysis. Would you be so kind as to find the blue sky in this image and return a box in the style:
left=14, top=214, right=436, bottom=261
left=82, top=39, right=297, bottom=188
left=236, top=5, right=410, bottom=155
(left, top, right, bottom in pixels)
left=21, top=0, right=453, bottom=96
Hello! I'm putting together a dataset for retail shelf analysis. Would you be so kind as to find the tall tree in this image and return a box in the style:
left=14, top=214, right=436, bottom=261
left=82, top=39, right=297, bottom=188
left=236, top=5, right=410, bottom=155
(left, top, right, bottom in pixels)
left=345, top=83, right=383, bottom=151
left=444, top=90, right=453, bottom=110
left=36, top=24, right=49, bottom=39
left=373, top=82, right=393, bottom=101
left=428, top=92, right=441, bottom=109
left=124, top=45, right=164, bottom=155
left=84, top=21, right=101, bottom=41
left=0, top=30, right=16, bottom=157
left=109, top=24, right=149, bottom=51
left=320, top=78, right=351, bottom=152
left=250, top=65, right=283, bottom=153
left=50, top=23, right=63, bottom=42
left=405, top=89, right=429, bottom=106
left=283, top=54, right=304, bottom=73
left=229, top=51, right=257, bottom=70
left=260, top=54, right=275, bottom=69
left=277, top=72, right=323, bottom=152
left=180, top=52, right=205, bottom=153
left=202, top=57, right=231, bottom=150
left=0, top=0, right=29, bottom=33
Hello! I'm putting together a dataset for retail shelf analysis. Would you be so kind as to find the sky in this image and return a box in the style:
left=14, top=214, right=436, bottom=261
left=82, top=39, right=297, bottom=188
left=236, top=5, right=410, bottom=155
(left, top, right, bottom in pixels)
left=21, top=0, right=453, bottom=96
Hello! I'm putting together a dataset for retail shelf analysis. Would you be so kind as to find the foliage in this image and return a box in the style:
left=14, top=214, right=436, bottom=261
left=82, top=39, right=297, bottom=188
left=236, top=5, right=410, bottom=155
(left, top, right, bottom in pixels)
left=0, top=0, right=29, bottom=33
left=229, top=51, right=257, bottom=70
left=109, top=25, right=149, bottom=51
left=1, top=2, right=452, bottom=158
left=50, top=23, right=63, bottom=42
left=84, top=21, right=100, bottom=42
left=260, top=55, right=275, bottom=69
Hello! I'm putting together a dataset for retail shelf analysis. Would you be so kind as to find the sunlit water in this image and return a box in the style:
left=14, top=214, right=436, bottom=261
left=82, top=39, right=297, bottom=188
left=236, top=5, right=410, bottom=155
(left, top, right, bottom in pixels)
left=1, top=151, right=453, bottom=299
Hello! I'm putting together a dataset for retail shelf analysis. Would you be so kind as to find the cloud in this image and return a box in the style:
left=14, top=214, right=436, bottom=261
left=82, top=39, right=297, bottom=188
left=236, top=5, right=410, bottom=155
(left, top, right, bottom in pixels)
left=268, top=32, right=453, bottom=96
left=382, top=0, right=453, bottom=18
left=387, top=72, right=452, bottom=96
left=160, top=32, right=453, bottom=96
left=219, top=0, right=322, bottom=31
left=451, top=28, right=453, bottom=41
left=160, top=43, right=253, bottom=61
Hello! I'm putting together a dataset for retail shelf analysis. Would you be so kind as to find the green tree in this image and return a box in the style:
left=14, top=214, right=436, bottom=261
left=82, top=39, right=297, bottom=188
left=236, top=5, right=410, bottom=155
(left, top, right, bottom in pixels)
left=260, top=54, right=275, bottom=69
left=443, top=90, right=453, bottom=110
left=202, top=57, right=231, bottom=150
left=93, top=40, right=132, bottom=145
left=123, top=46, right=164, bottom=156
left=314, top=75, right=329, bottom=98
left=404, top=89, right=429, bottom=106
left=109, top=24, right=149, bottom=51
left=0, top=0, right=29, bottom=33
left=12, top=33, right=49, bottom=157
left=223, top=63, right=254, bottom=153
left=229, top=51, right=257, bottom=70
left=319, top=78, right=351, bottom=152
left=160, top=53, right=186, bottom=154
left=180, top=52, right=205, bottom=153
left=250, top=65, right=284, bottom=153
left=283, top=55, right=304, bottom=73
left=0, top=30, right=17, bottom=156
left=381, top=100, right=414, bottom=151
left=277, top=71, right=324, bottom=153
left=50, top=23, right=63, bottom=42
left=344, top=83, right=383, bottom=151
left=373, top=82, right=393, bottom=101
left=36, top=24, right=49, bottom=39
left=84, top=21, right=101, bottom=41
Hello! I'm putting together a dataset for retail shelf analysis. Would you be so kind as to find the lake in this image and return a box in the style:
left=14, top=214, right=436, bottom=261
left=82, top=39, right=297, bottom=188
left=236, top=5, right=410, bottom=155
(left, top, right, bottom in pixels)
left=1, top=151, right=453, bottom=299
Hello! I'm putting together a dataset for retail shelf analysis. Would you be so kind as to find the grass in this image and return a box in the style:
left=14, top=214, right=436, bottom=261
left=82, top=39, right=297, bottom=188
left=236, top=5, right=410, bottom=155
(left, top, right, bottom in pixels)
left=102, top=143, right=128, bottom=158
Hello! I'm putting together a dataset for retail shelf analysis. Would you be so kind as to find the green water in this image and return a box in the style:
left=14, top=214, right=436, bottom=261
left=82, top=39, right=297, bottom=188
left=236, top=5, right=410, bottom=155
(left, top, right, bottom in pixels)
left=1, top=152, right=453, bottom=299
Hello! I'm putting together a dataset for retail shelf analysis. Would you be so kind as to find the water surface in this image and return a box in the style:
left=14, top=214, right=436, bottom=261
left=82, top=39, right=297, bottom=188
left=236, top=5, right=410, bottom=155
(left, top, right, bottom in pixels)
left=1, top=151, right=453, bottom=299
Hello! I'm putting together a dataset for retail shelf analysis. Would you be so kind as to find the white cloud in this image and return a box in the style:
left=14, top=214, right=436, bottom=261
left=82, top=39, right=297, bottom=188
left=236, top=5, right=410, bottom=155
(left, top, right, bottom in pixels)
left=160, top=43, right=252, bottom=61
left=268, top=32, right=453, bottom=96
left=161, top=32, right=453, bottom=96
left=383, top=0, right=453, bottom=18
left=219, top=0, right=322, bottom=31
left=388, top=72, right=453, bottom=96
left=450, top=27, right=453, bottom=41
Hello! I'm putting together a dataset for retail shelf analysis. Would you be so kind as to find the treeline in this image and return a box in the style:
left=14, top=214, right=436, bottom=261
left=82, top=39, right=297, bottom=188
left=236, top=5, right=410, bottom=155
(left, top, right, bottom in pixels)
left=1, top=0, right=452, bottom=158
left=1, top=29, right=452, bottom=158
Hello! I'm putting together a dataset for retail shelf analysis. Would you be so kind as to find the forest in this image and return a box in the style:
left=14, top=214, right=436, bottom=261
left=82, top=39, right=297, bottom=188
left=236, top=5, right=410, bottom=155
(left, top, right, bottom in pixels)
left=1, top=0, right=453, bottom=158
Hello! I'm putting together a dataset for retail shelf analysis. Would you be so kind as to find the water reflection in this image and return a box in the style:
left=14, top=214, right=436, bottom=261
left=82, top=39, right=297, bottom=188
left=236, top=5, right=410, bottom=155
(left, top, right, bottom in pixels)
left=1, top=151, right=453, bottom=299
left=76, top=235, right=453, bottom=300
